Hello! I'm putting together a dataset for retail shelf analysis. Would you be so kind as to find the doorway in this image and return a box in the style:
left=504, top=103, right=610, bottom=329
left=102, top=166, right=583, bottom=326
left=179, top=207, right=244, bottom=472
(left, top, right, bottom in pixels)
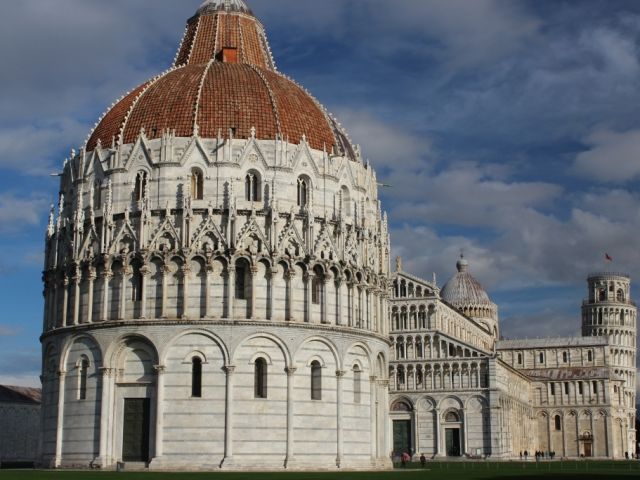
left=393, top=420, right=412, bottom=456
left=445, top=428, right=461, bottom=457
left=122, top=398, right=151, bottom=462
left=583, top=442, right=592, bottom=457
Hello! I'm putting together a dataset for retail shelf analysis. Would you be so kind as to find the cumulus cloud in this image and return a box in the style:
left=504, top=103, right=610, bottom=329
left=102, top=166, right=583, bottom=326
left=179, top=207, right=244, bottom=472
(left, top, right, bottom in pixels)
left=573, top=129, right=640, bottom=182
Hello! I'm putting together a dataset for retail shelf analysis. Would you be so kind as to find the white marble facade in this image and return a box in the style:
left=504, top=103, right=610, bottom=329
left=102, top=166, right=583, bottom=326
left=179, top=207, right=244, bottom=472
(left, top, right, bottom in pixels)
left=40, top=132, right=392, bottom=470
left=389, top=263, right=637, bottom=460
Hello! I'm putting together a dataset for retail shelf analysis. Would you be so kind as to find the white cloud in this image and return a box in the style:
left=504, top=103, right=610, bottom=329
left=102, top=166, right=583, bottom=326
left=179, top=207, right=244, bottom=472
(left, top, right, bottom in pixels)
left=573, top=129, right=640, bottom=182
left=0, top=193, right=49, bottom=233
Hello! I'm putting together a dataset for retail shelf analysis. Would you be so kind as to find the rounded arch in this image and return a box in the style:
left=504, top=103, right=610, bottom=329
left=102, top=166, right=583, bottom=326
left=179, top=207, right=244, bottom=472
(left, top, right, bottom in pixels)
left=437, top=395, right=464, bottom=411
left=231, top=331, right=292, bottom=367
left=464, top=395, right=488, bottom=410
left=60, top=333, right=103, bottom=368
left=104, top=332, right=159, bottom=367
left=390, top=396, right=414, bottom=412
left=160, top=328, right=229, bottom=366
left=295, top=335, right=341, bottom=370
left=344, top=341, right=373, bottom=369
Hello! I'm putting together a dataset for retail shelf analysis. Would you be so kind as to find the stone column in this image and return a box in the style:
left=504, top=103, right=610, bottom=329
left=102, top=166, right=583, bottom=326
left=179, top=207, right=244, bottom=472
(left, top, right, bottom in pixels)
left=181, top=265, right=190, bottom=319
left=336, top=369, right=346, bottom=467
left=98, top=367, right=113, bottom=466
left=321, top=278, right=329, bottom=324
left=286, top=270, right=295, bottom=322
left=101, top=270, right=111, bottom=322
left=54, top=370, right=66, bottom=467
left=250, top=266, right=258, bottom=320
left=304, top=272, right=313, bottom=323
left=120, top=267, right=131, bottom=320
left=463, top=409, right=469, bottom=455
left=434, top=408, right=441, bottom=456
left=223, top=365, right=236, bottom=465
left=72, top=269, right=81, bottom=326
left=336, top=279, right=343, bottom=326
left=561, top=414, right=567, bottom=457
left=267, top=268, right=276, bottom=320
left=285, top=367, right=297, bottom=467
left=139, top=265, right=149, bottom=319
left=379, top=379, right=391, bottom=459
left=370, top=375, right=377, bottom=461
left=226, top=268, right=235, bottom=320
left=154, top=365, right=166, bottom=458
left=62, top=276, right=69, bottom=327
left=605, top=413, right=613, bottom=457
left=590, top=413, right=596, bottom=457
left=205, top=268, right=213, bottom=319
left=86, top=268, right=96, bottom=324
left=52, top=282, right=59, bottom=328
left=161, top=266, right=169, bottom=319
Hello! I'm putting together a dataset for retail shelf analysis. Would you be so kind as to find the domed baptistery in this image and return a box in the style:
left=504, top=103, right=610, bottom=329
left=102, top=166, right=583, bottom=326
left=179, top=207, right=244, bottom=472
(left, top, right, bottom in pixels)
left=40, top=0, right=391, bottom=471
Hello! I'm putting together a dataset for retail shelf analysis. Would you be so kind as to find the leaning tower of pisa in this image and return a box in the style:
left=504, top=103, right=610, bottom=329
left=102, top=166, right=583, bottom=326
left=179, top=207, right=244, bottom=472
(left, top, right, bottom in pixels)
left=582, top=272, right=637, bottom=455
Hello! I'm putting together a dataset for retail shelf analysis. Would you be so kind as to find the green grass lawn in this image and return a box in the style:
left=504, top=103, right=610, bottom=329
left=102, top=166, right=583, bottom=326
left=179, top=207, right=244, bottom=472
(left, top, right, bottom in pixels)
left=1, top=462, right=639, bottom=480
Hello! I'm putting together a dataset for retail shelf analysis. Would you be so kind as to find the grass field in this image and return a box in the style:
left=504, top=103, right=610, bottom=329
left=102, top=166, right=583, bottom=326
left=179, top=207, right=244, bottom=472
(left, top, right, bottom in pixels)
left=1, top=462, right=639, bottom=480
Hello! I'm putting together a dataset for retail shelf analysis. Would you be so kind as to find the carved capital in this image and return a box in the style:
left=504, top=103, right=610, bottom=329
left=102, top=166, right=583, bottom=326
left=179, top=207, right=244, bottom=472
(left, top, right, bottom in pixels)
left=285, top=366, right=297, bottom=376
left=154, top=365, right=166, bottom=375
left=335, top=369, right=347, bottom=378
left=99, top=367, right=114, bottom=377
left=223, top=365, right=236, bottom=375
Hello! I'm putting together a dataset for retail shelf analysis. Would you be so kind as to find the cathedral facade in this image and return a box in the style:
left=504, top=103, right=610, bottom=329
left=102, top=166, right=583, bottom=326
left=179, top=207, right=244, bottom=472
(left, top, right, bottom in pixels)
left=39, top=0, right=636, bottom=471
left=389, top=258, right=637, bottom=460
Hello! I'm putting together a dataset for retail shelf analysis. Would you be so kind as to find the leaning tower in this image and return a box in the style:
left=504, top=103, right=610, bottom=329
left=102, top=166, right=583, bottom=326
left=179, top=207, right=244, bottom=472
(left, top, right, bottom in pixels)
left=581, top=272, right=637, bottom=455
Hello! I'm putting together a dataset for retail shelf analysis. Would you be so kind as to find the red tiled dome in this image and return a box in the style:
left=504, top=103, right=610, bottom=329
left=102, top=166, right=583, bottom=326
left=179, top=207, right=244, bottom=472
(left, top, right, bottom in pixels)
left=86, top=1, right=354, bottom=158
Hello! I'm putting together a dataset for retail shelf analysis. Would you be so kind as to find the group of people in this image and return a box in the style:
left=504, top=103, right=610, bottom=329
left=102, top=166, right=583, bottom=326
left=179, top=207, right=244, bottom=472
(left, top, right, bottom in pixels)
left=519, top=450, right=557, bottom=460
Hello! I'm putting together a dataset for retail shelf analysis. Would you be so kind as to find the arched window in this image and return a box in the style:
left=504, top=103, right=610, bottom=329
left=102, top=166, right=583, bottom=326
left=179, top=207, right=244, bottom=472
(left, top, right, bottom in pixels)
left=341, top=186, right=351, bottom=216
left=297, top=177, right=309, bottom=208
left=78, top=358, right=89, bottom=400
left=539, top=352, right=544, bottom=364
left=191, top=168, right=204, bottom=200
left=134, top=171, right=148, bottom=202
left=235, top=263, right=246, bottom=300
left=587, top=350, right=593, bottom=362
left=353, top=365, right=361, bottom=404
left=191, top=357, right=202, bottom=398
left=445, top=411, right=459, bottom=422
left=616, top=289, right=624, bottom=302
left=620, top=311, right=625, bottom=324
left=245, top=171, right=260, bottom=202
left=598, top=289, right=606, bottom=301
left=517, top=353, right=522, bottom=365
left=131, top=267, right=143, bottom=302
left=554, top=415, right=561, bottom=431
left=312, top=276, right=321, bottom=305
left=254, top=357, right=267, bottom=399
left=94, top=181, right=102, bottom=209
left=562, top=351, right=568, bottom=363
left=311, top=360, right=322, bottom=400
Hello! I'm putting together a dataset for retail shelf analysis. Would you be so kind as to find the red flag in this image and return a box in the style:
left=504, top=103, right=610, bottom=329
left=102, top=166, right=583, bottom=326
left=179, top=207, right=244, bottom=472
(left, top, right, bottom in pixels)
left=605, top=253, right=613, bottom=262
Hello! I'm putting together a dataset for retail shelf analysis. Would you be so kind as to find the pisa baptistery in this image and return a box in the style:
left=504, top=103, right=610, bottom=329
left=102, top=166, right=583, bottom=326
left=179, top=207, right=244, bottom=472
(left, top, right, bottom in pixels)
left=40, top=0, right=391, bottom=470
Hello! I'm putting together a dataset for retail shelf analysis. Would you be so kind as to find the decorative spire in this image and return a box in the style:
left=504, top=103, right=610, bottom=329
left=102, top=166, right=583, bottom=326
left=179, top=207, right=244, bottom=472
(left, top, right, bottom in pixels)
left=47, top=204, right=55, bottom=238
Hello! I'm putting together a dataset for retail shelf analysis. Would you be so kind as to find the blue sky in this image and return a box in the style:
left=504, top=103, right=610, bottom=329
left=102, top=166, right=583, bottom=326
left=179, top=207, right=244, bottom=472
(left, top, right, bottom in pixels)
left=0, top=0, right=639, bottom=391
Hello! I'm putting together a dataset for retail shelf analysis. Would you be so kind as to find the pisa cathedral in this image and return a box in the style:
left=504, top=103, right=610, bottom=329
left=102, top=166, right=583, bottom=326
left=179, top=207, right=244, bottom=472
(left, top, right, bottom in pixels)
left=39, top=0, right=636, bottom=470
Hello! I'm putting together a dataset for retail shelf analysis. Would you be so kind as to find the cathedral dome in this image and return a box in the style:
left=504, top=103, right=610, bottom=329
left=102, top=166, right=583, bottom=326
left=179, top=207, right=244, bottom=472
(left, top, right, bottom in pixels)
left=86, top=0, right=354, bottom=158
left=441, top=255, right=493, bottom=308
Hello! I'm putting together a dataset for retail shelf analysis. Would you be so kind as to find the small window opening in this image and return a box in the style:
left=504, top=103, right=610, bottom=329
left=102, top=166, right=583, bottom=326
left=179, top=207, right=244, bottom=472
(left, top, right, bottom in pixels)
left=311, top=361, right=322, bottom=400
left=254, top=358, right=268, bottom=399
left=554, top=415, right=561, bottom=431
left=79, top=358, right=89, bottom=400
left=134, top=171, right=148, bottom=202
left=191, top=169, right=204, bottom=200
left=353, top=365, right=361, bottom=404
left=297, top=177, right=309, bottom=208
left=235, top=265, right=246, bottom=300
left=191, top=357, right=202, bottom=398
